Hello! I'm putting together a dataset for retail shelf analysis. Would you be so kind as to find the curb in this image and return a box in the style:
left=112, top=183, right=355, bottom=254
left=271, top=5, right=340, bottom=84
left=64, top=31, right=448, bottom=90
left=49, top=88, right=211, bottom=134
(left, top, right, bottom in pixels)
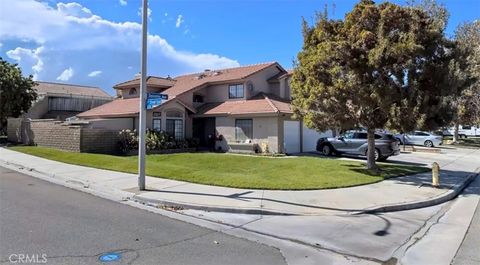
left=359, top=170, right=479, bottom=214
left=1, top=156, right=477, bottom=216
left=132, top=195, right=296, bottom=216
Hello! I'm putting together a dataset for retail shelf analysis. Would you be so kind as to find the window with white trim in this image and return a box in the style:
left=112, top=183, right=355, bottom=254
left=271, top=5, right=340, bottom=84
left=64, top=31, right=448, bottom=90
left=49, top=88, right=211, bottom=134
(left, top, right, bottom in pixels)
left=235, top=119, right=253, bottom=141
left=152, top=112, right=161, bottom=131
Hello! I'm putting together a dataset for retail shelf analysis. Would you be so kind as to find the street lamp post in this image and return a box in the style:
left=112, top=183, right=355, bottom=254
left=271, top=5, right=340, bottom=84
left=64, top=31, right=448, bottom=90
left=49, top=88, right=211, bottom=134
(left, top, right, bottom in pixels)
left=138, top=0, right=148, bottom=190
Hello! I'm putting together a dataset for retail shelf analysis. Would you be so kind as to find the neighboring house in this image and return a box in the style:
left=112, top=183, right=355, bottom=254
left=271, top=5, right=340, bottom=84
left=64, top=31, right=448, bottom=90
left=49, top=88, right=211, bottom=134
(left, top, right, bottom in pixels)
left=77, top=62, right=331, bottom=153
left=25, top=81, right=113, bottom=120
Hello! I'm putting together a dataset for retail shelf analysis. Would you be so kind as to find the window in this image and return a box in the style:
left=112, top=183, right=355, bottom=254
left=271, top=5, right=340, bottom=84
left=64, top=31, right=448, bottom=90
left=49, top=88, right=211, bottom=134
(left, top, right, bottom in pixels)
left=166, top=119, right=183, bottom=139
left=414, top=131, right=429, bottom=136
left=343, top=132, right=354, bottom=139
left=235, top=119, right=253, bottom=141
left=129, top=88, right=137, bottom=95
left=229, top=84, right=244, bottom=99
left=193, top=94, right=204, bottom=103
left=462, top=125, right=471, bottom=130
left=152, top=112, right=161, bottom=131
left=353, top=132, right=367, bottom=139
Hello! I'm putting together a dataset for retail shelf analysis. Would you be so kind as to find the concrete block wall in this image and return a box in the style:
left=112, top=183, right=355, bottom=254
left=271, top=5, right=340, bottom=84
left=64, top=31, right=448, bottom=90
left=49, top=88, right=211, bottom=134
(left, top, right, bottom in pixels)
left=29, top=120, right=82, bottom=152
left=7, top=118, right=23, bottom=143
left=80, top=129, right=120, bottom=154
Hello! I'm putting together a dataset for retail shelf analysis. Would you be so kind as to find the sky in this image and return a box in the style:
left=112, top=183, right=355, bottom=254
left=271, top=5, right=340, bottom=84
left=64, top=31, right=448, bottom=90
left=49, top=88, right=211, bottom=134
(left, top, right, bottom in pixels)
left=0, top=0, right=478, bottom=95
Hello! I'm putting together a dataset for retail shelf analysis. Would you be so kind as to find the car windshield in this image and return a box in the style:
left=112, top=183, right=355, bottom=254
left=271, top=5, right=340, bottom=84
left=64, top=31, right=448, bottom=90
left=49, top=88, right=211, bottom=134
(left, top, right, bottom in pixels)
left=343, top=132, right=354, bottom=139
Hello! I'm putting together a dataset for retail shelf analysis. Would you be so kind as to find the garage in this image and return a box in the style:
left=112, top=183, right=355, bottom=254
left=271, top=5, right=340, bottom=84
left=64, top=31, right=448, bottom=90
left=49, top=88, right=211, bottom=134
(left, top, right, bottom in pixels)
left=283, top=121, right=301, bottom=153
left=283, top=120, right=333, bottom=154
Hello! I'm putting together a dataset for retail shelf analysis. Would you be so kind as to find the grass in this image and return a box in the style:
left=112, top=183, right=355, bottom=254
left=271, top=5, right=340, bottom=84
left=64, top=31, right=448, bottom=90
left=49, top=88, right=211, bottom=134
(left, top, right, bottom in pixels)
left=9, top=146, right=429, bottom=190
left=443, top=136, right=480, bottom=148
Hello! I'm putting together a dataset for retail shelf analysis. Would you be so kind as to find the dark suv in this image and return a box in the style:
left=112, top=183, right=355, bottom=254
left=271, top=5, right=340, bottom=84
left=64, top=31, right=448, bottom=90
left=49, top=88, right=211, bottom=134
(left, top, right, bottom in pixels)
left=316, top=131, right=400, bottom=161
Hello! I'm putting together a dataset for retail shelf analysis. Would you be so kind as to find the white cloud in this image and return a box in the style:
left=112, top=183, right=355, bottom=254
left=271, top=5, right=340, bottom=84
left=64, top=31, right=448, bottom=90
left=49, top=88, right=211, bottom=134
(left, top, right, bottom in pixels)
left=57, top=67, right=74, bottom=81
left=57, top=2, right=93, bottom=18
left=119, top=0, right=127, bottom=6
left=6, top=46, right=44, bottom=80
left=88, top=70, right=102, bottom=77
left=164, top=13, right=168, bottom=17
left=176, top=15, right=184, bottom=28
left=0, top=0, right=238, bottom=90
left=138, top=7, right=152, bottom=21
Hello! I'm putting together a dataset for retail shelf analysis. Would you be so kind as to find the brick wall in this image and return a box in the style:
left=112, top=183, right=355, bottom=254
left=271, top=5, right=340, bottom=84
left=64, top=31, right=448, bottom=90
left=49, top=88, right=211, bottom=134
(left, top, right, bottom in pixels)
left=80, top=129, right=120, bottom=154
left=29, top=120, right=82, bottom=152
left=7, top=118, right=23, bottom=143
left=9, top=119, right=121, bottom=154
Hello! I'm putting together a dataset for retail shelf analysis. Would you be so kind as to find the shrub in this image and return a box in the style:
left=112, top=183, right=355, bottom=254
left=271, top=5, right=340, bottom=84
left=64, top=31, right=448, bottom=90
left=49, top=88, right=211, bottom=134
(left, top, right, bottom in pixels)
left=118, top=129, right=197, bottom=153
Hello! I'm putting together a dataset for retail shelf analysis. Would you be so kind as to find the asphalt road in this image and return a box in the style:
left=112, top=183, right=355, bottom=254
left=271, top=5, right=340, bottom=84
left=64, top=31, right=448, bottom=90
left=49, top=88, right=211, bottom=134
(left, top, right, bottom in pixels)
left=0, top=166, right=286, bottom=265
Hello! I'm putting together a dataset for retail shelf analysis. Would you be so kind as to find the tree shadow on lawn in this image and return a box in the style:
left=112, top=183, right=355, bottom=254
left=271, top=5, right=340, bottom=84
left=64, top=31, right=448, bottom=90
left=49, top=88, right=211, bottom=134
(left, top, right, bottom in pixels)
left=299, top=151, right=428, bottom=167
left=345, top=163, right=475, bottom=190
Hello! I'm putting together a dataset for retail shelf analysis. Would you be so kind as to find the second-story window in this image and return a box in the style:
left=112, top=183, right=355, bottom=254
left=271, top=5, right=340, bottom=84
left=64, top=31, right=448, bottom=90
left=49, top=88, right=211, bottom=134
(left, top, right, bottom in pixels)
left=229, top=84, right=244, bottom=99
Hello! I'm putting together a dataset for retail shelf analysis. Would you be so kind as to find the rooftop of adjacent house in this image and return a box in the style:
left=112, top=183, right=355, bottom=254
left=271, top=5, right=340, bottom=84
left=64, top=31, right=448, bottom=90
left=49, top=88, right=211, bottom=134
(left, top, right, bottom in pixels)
left=34, top=81, right=112, bottom=98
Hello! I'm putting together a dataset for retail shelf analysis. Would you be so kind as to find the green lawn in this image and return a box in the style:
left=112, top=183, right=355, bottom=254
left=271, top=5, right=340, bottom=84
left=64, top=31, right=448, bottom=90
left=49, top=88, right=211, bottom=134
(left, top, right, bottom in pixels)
left=10, top=146, right=429, bottom=190
left=443, top=136, right=480, bottom=148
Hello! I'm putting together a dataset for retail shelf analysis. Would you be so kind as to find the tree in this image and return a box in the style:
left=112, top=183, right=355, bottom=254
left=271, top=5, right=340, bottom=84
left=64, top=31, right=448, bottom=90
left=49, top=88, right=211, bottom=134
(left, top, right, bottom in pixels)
left=291, top=0, right=451, bottom=171
left=449, top=21, right=480, bottom=142
left=0, top=58, right=37, bottom=133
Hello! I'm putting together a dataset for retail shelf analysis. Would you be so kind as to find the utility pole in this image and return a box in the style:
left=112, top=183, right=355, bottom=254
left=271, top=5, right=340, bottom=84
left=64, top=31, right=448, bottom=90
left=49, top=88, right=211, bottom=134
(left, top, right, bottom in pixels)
left=138, top=0, right=148, bottom=190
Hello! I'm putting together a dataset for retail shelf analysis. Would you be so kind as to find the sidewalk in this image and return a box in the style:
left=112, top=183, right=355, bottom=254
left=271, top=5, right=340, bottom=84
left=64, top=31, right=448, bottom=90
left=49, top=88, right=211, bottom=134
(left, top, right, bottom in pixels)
left=0, top=147, right=477, bottom=215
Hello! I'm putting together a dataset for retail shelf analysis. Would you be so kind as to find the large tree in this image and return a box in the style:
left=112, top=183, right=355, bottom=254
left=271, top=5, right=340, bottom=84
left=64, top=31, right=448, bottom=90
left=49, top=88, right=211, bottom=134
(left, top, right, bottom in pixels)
left=291, top=0, right=451, bottom=171
left=0, top=58, right=37, bottom=133
left=449, top=21, right=480, bottom=142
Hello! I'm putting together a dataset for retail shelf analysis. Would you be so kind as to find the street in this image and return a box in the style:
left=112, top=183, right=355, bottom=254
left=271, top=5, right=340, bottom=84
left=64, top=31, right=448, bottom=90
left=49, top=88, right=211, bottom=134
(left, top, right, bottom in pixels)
left=0, top=167, right=286, bottom=265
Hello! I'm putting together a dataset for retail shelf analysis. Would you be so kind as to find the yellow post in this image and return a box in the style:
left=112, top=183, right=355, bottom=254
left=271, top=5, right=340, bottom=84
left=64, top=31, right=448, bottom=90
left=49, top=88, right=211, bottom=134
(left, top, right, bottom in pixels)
left=432, top=162, right=440, bottom=187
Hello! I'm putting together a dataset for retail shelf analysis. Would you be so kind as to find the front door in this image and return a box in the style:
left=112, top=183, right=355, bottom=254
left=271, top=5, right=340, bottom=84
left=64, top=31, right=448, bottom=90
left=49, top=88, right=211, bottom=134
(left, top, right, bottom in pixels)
left=192, top=118, right=216, bottom=147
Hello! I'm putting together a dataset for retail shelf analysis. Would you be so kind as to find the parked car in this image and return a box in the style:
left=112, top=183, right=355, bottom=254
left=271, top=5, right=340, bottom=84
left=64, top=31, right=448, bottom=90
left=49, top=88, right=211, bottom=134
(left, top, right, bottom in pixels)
left=442, top=125, right=480, bottom=138
left=394, top=131, right=443, bottom=147
left=316, top=131, right=400, bottom=161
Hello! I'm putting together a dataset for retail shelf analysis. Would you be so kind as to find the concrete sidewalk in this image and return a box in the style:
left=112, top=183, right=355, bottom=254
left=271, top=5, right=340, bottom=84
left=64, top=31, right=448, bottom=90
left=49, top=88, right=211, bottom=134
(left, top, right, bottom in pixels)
left=0, top=147, right=478, bottom=215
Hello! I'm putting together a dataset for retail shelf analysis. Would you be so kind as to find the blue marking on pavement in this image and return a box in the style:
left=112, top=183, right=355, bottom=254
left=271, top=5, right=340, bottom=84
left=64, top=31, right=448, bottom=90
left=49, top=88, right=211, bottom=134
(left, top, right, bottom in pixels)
left=99, top=252, right=122, bottom=262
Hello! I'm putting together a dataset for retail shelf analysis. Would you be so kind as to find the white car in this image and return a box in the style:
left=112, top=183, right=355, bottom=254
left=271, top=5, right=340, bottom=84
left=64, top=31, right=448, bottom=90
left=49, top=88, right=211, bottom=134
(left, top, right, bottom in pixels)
left=395, top=131, right=443, bottom=147
left=443, top=125, right=480, bottom=138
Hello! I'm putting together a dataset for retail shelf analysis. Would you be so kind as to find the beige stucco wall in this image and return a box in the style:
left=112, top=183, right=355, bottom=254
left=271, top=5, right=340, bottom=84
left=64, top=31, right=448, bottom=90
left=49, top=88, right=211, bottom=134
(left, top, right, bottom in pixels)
left=25, top=96, right=49, bottom=119
left=215, top=116, right=280, bottom=153
left=87, top=118, right=134, bottom=130
left=245, top=65, right=282, bottom=99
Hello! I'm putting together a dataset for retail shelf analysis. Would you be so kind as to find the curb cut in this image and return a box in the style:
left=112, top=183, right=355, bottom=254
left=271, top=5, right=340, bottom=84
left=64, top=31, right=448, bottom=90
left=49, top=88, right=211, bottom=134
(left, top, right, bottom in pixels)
left=359, top=171, right=479, bottom=214
left=132, top=195, right=296, bottom=216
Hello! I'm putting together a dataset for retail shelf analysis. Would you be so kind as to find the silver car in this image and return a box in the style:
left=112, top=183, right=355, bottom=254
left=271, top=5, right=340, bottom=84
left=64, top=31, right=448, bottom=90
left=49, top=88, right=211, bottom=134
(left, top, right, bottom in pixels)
left=316, top=131, right=400, bottom=161
left=394, top=131, right=443, bottom=147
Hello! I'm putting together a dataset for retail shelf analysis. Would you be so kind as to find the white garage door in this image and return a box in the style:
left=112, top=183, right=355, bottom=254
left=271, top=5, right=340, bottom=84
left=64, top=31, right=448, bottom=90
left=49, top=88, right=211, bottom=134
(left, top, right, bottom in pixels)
left=283, top=121, right=301, bottom=154
left=302, top=126, right=333, bottom=152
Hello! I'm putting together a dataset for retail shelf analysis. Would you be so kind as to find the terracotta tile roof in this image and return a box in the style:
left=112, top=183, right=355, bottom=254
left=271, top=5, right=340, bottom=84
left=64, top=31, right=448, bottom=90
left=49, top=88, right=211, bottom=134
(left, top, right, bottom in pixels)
left=163, top=62, right=280, bottom=98
left=34, top=81, right=111, bottom=98
left=77, top=97, right=139, bottom=118
left=196, top=93, right=292, bottom=116
left=114, top=76, right=176, bottom=89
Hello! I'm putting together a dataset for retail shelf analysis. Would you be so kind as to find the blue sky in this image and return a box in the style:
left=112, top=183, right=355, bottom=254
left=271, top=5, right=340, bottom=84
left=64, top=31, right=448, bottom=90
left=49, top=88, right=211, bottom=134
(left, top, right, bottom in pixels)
left=0, top=0, right=478, bottom=95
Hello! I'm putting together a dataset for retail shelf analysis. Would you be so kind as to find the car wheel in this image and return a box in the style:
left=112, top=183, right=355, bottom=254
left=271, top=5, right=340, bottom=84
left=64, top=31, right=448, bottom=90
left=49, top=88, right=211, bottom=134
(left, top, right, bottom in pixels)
left=321, top=144, right=332, bottom=156
left=374, top=149, right=381, bottom=161
left=424, top=140, right=434, bottom=147
left=378, top=156, right=388, bottom=162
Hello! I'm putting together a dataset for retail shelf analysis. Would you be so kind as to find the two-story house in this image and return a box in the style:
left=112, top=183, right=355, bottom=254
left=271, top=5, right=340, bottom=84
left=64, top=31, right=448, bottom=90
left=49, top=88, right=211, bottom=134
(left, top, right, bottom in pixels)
left=77, top=62, right=331, bottom=153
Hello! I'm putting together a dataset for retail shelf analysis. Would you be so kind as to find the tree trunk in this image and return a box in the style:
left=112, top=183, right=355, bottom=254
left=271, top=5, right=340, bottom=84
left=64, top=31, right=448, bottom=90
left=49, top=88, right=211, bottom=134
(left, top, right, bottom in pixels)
left=366, top=128, right=378, bottom=171
left=453, top=121, right=460, bottom=143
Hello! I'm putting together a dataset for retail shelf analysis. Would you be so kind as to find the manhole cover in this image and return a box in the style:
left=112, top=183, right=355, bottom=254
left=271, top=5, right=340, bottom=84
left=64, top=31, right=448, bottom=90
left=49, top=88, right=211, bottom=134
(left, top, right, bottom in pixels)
left=99, top=252, right=121, bottom=262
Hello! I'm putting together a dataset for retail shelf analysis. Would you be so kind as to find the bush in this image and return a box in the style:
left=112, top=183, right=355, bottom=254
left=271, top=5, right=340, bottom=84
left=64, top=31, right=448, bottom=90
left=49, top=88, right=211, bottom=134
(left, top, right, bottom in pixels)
left=118, top=129, right=197, bottom=154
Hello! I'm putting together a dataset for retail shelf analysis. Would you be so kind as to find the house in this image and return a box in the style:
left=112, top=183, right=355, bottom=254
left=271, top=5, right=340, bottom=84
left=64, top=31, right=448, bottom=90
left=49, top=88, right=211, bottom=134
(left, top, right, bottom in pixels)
left=25, top=81, right=113, bottom=120
left=7, top=81, right=113, bottom=144
left=77, top=62, right=332, bottom=153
